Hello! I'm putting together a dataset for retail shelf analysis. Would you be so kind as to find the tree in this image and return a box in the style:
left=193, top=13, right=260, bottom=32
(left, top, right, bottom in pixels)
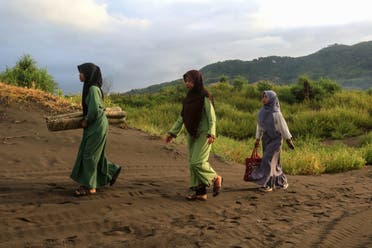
left=290, top=76, right=341, bottom=102
left=219, top=75, right=229, bottom=83
left=0, top=54, right=58, bottom=93
left=256, top=80, right=273, bottom=93
left=317, top=78, right=341, bottom=95
left=233, top=75, right=248, bottom=91
left=291, top=76, right=314, bottom=102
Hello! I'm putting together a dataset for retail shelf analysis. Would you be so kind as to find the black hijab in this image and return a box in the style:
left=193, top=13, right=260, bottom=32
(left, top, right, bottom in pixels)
left=78, top=63, right=104, bottom=115
left=181, top=70, right=213, bottom=137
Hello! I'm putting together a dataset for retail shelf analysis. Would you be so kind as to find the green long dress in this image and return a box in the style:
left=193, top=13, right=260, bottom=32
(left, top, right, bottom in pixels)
left=71, top=86, right=120, bottom=189
left=169, top=97, right=217, bottom=188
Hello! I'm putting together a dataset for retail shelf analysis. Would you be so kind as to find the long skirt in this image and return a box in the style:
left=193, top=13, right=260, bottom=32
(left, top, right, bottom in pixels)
left=71, top=117, right=120, bottom=189
left=187, top=133, right=217, bottom=189
left=248, top=133, right=287, bottom=188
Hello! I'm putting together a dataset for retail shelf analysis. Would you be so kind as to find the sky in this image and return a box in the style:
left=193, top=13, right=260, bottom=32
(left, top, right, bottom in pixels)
left=1, top=0, right=372, bottom=94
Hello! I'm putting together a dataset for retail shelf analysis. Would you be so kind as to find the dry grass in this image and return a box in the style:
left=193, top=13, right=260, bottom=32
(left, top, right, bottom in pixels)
left=0, top=82, right=80, bottom=114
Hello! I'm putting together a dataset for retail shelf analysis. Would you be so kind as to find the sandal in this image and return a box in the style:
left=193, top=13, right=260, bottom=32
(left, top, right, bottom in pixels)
left=185, top=192, right=207, bottom=201
left=260, top=185, right=273, bottom=192
left=110, top=166, right=122, bottom=186
left=213, top=176, right=223, bottom=197
left=74, top=186, right=96, bottom=196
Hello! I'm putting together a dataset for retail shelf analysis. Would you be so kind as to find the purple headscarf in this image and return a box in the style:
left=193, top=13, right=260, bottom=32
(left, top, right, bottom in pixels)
left=258, top=90, right=281, bottom=138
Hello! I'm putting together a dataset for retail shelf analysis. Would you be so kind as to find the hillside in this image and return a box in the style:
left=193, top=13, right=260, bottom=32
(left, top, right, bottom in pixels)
left=128, top=41, right=372, bottom=94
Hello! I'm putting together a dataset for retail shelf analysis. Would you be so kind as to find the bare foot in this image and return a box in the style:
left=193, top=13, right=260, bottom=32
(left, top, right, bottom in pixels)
left=213, top=176, right=223, bottom=197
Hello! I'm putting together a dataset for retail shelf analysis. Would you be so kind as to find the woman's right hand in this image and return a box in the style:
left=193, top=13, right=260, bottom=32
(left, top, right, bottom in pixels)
left=254, top=139, right=260, bottom=148
left=165, top=135, right=173, bottom=143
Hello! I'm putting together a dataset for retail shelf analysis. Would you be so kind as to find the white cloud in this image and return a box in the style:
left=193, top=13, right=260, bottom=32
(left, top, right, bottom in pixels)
left=253, top=0, right=372, bottom=29
left=1, top=0, right=372, bottom=93
left=4, top=0, right=150, bottom=33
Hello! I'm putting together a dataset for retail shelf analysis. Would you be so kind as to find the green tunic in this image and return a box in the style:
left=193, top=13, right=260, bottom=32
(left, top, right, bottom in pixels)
left=71, top=86, right=120, bottom=189
left=169, top=97, right=217, bottom=188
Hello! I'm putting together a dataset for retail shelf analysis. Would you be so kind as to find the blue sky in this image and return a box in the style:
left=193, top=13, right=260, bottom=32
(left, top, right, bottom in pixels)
left=1, top=0, right=372, bottom=93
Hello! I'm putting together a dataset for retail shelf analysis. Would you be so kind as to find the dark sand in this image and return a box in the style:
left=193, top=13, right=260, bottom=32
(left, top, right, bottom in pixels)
left=0, top=103, right=371, bottom=248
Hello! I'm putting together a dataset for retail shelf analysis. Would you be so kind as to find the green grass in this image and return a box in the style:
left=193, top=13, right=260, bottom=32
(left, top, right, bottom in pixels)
left=363, top=145, right=372, bottom=164
left=3, top=79, right=369, bottom=175
left=107, top=81, right=371, bottom=175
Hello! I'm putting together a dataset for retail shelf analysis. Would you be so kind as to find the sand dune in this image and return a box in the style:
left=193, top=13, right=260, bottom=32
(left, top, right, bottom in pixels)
left=0, top=103, right=371, bottom=248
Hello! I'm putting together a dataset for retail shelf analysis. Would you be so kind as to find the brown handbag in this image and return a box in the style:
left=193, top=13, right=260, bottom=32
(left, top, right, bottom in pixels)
left=243, top=148, right=261, bottom=181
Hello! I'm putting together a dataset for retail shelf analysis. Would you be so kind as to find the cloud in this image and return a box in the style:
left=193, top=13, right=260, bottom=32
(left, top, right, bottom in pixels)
left=3, top=0, right=150, bottom=33
left=1, top=0, right=372, bottom=94
left=253, top=0, right=372, bottom=29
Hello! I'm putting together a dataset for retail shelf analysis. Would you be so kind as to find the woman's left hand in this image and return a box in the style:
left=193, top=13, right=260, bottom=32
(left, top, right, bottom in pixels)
left=207, top=135, right=215, bottom=144
left=286, top=138, right=295, bottom=149
left=81, top=119, right=88, bottom=128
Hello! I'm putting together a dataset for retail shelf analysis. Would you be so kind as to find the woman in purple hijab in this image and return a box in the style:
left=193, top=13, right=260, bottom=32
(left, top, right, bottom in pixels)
left=248, top=90, right=294, bottom=192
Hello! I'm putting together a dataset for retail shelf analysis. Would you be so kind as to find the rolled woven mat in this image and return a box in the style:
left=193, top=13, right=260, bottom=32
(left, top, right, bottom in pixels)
left=46, top=107, right=126, bottom=131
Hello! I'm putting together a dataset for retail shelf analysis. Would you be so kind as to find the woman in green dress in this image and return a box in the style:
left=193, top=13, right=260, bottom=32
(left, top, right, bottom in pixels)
left=71, top=63, right=121, bottom=196
left=166, top=70, right=223, bottom=201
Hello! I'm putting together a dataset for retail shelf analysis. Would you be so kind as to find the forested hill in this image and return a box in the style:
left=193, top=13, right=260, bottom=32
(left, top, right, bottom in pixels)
left=128, top=41, right=372, bottom=94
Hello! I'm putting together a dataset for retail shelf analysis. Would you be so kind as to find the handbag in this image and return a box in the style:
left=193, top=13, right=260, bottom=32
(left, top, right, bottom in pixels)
left=243, top=148, right=261, bottom=181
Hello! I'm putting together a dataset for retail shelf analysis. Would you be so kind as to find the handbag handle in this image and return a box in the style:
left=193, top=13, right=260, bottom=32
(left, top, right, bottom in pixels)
left=251, top=148, right=260, bottom=159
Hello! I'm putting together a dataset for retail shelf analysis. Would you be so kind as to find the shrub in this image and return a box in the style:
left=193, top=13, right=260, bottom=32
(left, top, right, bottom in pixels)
left=282, top=150, right=324, bottom=175
left=363, top=145, right=372, bottom=164
left=360, top=132, right=372, bottom=146
left=317, top=77, right=341, bottom=94
left=256, top=80, right=273, bottom=92
left=291, top=107, right=368, bottom=139
left=290, top=76, right=341, bottom=103
left=0, top=54, right=58, bottom=93
left=232, top=75, right=248, bottom=91
left=282, top=139, right=365, bottom=174
left=243, top=84, right=260, bottom=98
left=366, top=88, right=372, bottom=95
left=290, top=76, right=315, bottom=102
left=213, top=136, right=254, bottom=163
left=321, top=144, right=365, bottom=173
left=274, top=85, right=296, bottom=104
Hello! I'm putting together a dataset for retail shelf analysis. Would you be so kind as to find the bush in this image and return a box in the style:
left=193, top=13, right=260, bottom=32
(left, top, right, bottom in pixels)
left=232, top=75, right=248, bottom=91
left=291, top=106, right=369, bottom=139
left=274, top=85, right=296, bottom=104
left=366, top=88, right=372, bottom=95
left=281, top=139, right=365, bottom=174
left=360, top=132, right=372, bottom=146
left=215, top=103, right=255, bottom=139
left=290, top=76, right=342, bottom=103
left=0, top=54, right=58, bottom=93
left=256, top=80, right=273, bottom=93
left=282, top=150, right=324, bottom=175
left=290, top=76, right=314, bottom=102
left=213, top=136, right=254, bottom=163
left=321, top=144, right=365, bottom=173
left=363, top=145, right=372, bottom=164
left=317, top=77, right=341, bottom=95
left=243, top=84, right=260, bottom=98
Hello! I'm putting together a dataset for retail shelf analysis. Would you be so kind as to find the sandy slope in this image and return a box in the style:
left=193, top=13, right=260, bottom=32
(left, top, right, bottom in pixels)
left=0, top=103, right=371, bottom=248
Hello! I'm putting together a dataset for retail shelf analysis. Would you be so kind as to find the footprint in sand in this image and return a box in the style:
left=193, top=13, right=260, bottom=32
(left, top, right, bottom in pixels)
left=128, top=191, right=144, bottom=197
left=17, top=217, right=32, bottom=223
left=103, top=226, right=133, bottom=236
